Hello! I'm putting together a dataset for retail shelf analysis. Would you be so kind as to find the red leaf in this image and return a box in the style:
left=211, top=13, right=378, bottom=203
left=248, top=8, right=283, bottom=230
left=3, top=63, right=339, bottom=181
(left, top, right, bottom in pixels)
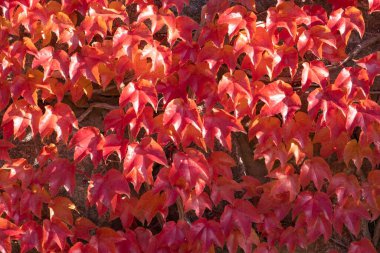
left=297, top=25, right=336, bottom=58
left=267, top=165, right=300, bottom=203
left=69, top=127, right=105, bottom=167
left=0, top=218, right=22, bottom=253
left=334, top=67, right=370, bottom=100
left=259, top=80, right=301, bottom=121
left=20, top=221, right=43, bottom=253
left=346, top=99, right=380, bottom=133
left=37, top=143, right=58, bottom=167
left=32, top=46, right=70, bottom=80
left=220, top=199, right=263, bottom=238
left=343, top=139, right=373, bottom=169
left=210, top=176, right=242, bottom=204
left=39, top=103, right=78, bottom=143
left=328, top=172, right=361, bottom=203
left=293, top=191, right=333, bottom=242
left=348, top=238, right=377, bottom=253
left=208, top=151, right=236, bottom=179
left=2, top=99, right=42, bottom=140
left=169, top=148, right=211, bottom=194
left=156, top=221, right=189, bottom=251
left=103, top=134, right=128, bottom=161
left=266, top=1, right=310, bottom=39
left=301, top=60, right=329, bottom=90
left=204, top=108, right=244, bottom=150
left=163, top=98, right=205, bottom=144
left=43, top=158, right=76, bottom=196
left=135, top=190, right=167, bottom=224
left=119, top=80, right=158, bottom=114
left=48, top=196, right=76, bottom=226
left=190, top=218, right=224, bottom=252
left=300, top=157, right=332, bottom=191
left=328, top=7, right=365, bottom=42
left=369, top=0, right=380, bottom=13
left=42, top=218, right=72, bottom=252
left=356, top=52, right=380, bottom=82
left=88, top=227, right=125, bottom=253
left=88, top=169, right=130, bottom=215
left=182, top=191, right=212, bottom=216
left=124, top=137, right=167, bottom=191
left=333, top=197, right=370, bottom=236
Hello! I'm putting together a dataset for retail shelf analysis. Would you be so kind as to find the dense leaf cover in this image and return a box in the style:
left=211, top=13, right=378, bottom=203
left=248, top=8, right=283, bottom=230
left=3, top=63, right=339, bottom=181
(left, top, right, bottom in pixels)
left=0, top=0, right=380, bottom=252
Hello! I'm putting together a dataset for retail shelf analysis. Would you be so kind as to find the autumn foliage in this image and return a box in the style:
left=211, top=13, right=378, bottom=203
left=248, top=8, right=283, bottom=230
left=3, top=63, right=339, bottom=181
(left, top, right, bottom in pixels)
left=1, top=0, right=380, bottom=252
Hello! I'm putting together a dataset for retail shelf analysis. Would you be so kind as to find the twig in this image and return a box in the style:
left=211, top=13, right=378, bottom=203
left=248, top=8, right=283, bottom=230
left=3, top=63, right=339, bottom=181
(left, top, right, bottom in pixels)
left=77, top=103, right=119, bottom=123
left=373, top=219, right=380, bottom=247
left=328, top=35, right=380, bottom=70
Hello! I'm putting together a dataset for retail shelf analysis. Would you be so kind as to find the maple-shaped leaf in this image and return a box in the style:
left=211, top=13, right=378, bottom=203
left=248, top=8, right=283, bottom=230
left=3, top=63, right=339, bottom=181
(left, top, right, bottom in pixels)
left=346, top=99, right=380, bottom=133
left=210, top=176, right=242, bottom=204
left=197, top=42, right=235, bottom=74
left=155, top=221, right=189, bottom=251
left=249, top=116, right=282, bottom=145
left=204, top=108, right=244, bottom=150
left=88, top=227, right=125, bottom=253
left=266, top=165, right=300, bottom=203
left=39, top=102, right=78, bottom=143
left=282, top=111, right=314, bottom=149
left=279, top=226, right=307, bottom=253
left=20, top=184, right=50, bottom=219
left=32, top=46, right=70, bottom=80
left=103, top=109, right=127, bottom=137
left=258, top=80, right=301, bottom=121
left=0, top=81, right=10, bottom=112
left=162, top=0, right=190, bottom=13
left=297, top=25, right=336, bottom=58
left=88, top=169, right=130, bottom=216
left=266, top=1, right=310, bottom=39
left=119, top=79, right=158, bottom=114
left=334, top=67, right=370, bottom=100
left=208, top=151, right=236, bottom=179
left=218, top=70, right=253, bottom=110
left=43, top=158, right=76, bottom=196
left=9, top=70, right=48, bottom=106
left=369, top=0, right=380, bottom=13
left=177, top=62, right=218, bottom=107
left=72, top=217, right=97, bottom=242
left=134, top=190, right=167, bottom=224
left=300, top=157, right=332, bottom=191
left=348, top=238, right=377, bottom=253
left=20, top=221, right=43, bottom=253
left=69, top=127, right=105, bottom=167
left=182, top=191, right=212, bottom=216
left=343, top=139, right=373, bottom=169
left=226, top=228, right=259, bottom=253
left=163, top=98, right=205, bottom=143
left=293, top=191, right=333, bottom=242
left=190, top=218, right=224, bottom=252
left=0, top=218, right=23, bottom=253
left=123, top=137, right=167, bottom=191
left=220, top=199, right=263, bottom=238
left=333, top=197, right=371, bottom=236
left=37, top=143, right=58, bottom=167
left=328, top=172, right=361, bottom=204
left=168, top=148, right=211, bottom=195
left=69, top=76, right=93, bottom=103
left=0, top=139, right=14, bottom=161
left=80, top=2, right=128, bottom=42
left=48, top=196, right=76, bottom=226
left=271, top=44, right=299, bottom=79
left=217, top=5, right=256, bottom=38
left=307, top=85, right=347, bottom=122
left=103, top=134, right=128, bottom=161
left=302, top=5, right=328, bottom=26
left=328, top=7, right=365, bottom=43
left=42, top=218, right=73, bottom=252
left=301, top=60, right=329, bottom=91
left=356, top=52, right=380, bottom=82
left=2, top=99, right=42, bottom=140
